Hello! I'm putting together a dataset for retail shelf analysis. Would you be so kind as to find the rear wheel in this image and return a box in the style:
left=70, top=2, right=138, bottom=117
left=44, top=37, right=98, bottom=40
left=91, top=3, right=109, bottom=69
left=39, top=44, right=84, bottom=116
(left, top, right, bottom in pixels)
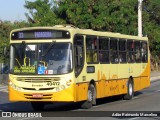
left=81, top=84, right=96, bottom=109
left=123, top=80, right=134, bottom=100
left=31, top=102, right=45, bottom=111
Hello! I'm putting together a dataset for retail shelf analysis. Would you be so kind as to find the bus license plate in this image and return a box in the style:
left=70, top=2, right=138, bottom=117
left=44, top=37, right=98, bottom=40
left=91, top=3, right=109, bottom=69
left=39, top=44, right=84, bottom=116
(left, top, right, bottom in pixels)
left=32, top=93, right=43, bottom=98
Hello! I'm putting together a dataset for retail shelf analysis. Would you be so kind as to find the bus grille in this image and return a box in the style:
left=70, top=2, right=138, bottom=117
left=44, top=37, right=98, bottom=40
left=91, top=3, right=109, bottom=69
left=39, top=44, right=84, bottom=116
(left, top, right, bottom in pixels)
left=22, top=87, right=55, bottom=91
left=16, top=77, right=60, bottom=83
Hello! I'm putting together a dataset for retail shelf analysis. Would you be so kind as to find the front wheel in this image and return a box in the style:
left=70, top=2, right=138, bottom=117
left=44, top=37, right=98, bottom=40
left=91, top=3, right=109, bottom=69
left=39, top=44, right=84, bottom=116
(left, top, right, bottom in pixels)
left=81, top=84, right=96, bottom=109
left=123, top=80, right=134, bottom=100
left=31, top=102, right=45, bottom=111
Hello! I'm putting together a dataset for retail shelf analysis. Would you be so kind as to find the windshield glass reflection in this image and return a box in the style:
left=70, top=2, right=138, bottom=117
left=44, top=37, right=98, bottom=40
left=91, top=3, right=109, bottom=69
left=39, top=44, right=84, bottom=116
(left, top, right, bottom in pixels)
left=10, top=43, right=72, bottom=75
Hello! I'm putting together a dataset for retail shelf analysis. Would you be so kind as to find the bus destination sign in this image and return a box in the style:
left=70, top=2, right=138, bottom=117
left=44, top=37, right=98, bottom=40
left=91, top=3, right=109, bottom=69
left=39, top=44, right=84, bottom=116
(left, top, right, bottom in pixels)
left=11, top=30, right=70, bottom=40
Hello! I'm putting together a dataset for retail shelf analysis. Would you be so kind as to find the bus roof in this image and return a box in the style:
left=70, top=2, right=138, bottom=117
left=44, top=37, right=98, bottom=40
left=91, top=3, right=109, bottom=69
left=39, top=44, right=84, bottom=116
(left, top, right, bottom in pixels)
left=10, top=25, right=148, bottom=41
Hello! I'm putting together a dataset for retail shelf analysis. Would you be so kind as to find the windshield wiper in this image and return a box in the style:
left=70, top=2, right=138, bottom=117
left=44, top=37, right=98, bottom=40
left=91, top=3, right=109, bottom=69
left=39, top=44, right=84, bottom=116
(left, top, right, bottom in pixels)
left=42, top=41, right=56, bottom=57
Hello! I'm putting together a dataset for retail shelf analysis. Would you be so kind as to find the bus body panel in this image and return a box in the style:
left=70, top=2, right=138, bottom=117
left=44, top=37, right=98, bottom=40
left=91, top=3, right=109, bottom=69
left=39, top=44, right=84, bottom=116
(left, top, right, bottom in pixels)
left=9, top=83, right=76, bottom=102
left=74, top=60, right=150, bottom=101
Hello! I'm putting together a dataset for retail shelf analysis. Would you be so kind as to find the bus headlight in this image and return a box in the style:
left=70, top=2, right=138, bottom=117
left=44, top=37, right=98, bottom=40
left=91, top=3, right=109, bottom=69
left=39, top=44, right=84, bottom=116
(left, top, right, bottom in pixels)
left=66, top=80, right=72, bottom=86
left=9, top=81, right=21, bottom=91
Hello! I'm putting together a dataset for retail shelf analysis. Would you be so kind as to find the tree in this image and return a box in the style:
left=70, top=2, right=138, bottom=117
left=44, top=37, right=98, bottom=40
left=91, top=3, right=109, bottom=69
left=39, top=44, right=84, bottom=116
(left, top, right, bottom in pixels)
left=0, top=20, right=29, bottom=63
left=57, top=0, right=138, bottom=35
left=143, top=0, right=160, bottom=70
left=24, top=0, right=160, bottom=36
left=25, top=0, right=138, bottom=35
left=24, top=0, right=65, bottom=26
left=0, top=20, right=12, bottom=63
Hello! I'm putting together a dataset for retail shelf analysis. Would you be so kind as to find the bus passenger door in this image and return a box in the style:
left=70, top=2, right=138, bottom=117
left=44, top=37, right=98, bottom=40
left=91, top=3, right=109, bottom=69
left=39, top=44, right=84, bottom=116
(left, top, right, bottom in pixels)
left=74, top=35, right=86, bottom=101
left=74, top=35, right=85, bottom=81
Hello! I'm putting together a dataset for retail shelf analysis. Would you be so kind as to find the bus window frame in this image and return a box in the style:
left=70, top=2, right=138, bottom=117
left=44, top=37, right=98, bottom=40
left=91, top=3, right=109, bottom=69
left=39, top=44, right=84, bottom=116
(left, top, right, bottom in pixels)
left=134, top=40, right=141, bottom=63
left=127, top=39, right=136, bottom=63
left=141, top=41, right=148, bottom=63
left=86, top=35, right=98, bottom=64
left=110, top=38, right=119, bottom=64
left=98, top=36, right=110, bottom=64
left=10, top=42, right=74, bottom=75
left=119, top=39, right=127, bottom=64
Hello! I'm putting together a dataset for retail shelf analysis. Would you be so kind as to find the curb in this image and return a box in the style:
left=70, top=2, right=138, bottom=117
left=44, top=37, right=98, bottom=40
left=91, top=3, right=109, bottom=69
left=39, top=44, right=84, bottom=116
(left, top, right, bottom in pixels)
left=150, top=76, right=160, bottom=82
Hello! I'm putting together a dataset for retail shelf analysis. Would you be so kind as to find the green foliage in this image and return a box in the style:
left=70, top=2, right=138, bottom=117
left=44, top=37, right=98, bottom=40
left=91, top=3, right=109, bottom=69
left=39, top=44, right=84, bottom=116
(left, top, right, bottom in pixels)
left=143, top=0, right=160, bottom=55
left=57, top=0, right=137, bottom=35
left=24, top=0, right=138, bottom=35
left=24, top=0, right=65, bottom=26
left=0, top=21, right=12, bottom=63
left=0, top=20, right=29, bottom=63
left=24, top=0, right=160, bottom=39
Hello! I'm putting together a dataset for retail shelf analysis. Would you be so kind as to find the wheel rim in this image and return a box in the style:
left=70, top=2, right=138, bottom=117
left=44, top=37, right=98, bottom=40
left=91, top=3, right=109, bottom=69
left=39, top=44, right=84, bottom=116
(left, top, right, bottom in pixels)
left=129, top=83, right=133, bottom=96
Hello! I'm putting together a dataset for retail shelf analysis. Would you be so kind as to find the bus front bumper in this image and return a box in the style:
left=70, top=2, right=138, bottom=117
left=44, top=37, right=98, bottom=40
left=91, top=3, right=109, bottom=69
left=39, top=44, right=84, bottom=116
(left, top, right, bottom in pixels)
left=8, top=84, right=76, bottom=102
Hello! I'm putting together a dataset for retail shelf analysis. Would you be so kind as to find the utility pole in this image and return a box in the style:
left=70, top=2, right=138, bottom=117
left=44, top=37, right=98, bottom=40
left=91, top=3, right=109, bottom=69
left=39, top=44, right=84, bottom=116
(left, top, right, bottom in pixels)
left=138, top=0, right=143, bottom=37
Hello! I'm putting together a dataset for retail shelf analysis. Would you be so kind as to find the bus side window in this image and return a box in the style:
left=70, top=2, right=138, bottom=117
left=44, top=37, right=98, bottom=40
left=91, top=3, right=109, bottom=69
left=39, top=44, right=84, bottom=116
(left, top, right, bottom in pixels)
left=135, top=41, right=141, bottom=63
left=119, top=39, right=127, bottom=63
left=99, top=37, right=109, bottom=63
left=86, top=36, right=98, bottom=63
left=141, top=42, right=148, bottom=62
left=127, top=40, right=135, bottom=63
left=110, top=38, right=118, bottom=63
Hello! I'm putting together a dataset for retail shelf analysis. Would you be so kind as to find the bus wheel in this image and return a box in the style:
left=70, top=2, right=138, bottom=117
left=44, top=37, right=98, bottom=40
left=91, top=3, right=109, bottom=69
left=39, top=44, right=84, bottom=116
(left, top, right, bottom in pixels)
left=81, top=84, right=96, bottom=109
left=31, top=102, right=45, bottom=111
left=123, top=80, right=134, bottom=100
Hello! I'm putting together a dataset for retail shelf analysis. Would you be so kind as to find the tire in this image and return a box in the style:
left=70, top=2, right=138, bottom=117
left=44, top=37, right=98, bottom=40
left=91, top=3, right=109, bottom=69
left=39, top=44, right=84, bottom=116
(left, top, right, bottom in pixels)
left=123, top=80, right=134, bottom=100
left=81, top=84, right=96, bottom=109
left=31, top=102, right=45, bottom=111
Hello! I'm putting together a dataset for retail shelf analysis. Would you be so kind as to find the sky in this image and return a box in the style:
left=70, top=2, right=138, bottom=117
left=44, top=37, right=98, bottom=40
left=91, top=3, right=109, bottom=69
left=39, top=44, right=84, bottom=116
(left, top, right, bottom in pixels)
left=0, top=0, right=35, bottom=22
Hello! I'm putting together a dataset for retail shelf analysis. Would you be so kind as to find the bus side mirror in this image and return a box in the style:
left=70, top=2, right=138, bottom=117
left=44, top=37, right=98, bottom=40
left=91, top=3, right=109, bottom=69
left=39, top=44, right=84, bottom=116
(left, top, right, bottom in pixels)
left=3, top=46, right=7, bottom=56
left=3, top=46, right=9, bottom=59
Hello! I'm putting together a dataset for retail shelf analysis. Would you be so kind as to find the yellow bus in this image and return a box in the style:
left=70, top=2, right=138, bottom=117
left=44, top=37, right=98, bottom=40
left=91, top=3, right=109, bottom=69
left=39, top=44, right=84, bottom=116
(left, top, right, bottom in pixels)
left=9, top=25, right=150, bottom=110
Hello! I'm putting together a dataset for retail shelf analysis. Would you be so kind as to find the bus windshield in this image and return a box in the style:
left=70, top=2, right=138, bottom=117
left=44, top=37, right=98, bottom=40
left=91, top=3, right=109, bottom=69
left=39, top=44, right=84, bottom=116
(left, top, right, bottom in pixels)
left=10, top=43, right=72, bottom=75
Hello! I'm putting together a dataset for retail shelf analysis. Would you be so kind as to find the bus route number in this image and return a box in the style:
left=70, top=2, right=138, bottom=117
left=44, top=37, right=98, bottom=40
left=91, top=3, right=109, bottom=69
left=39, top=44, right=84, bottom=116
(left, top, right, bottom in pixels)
left=47, top=82, right=60, bottom=86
